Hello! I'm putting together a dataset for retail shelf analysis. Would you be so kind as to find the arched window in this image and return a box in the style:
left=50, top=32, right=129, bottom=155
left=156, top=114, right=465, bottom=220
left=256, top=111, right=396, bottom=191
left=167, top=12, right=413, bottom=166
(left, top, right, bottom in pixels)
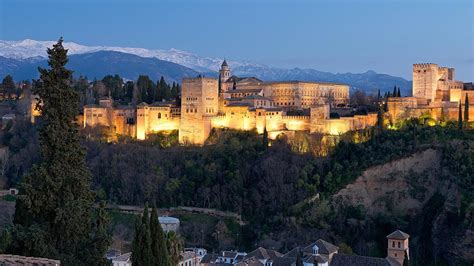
left=398, top=242, right=401, bottom=248
left=158, top=113, right=161, bottom=119
left=392, top=241, right=395, bottom=247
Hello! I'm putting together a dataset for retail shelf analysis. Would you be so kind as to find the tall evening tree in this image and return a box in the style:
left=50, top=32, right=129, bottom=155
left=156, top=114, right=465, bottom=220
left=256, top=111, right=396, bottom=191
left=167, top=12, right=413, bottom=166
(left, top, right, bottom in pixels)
left=150, top=207, right=170, bottom=266
left=464, top=94, right=469, bottom=124
left=11, top=38, right=110, bottom=265
left=458, top=101, right=463, bottom=130
left=132, top=204, right=153, bottom=266
left=166, top=231, right=183, bottom=266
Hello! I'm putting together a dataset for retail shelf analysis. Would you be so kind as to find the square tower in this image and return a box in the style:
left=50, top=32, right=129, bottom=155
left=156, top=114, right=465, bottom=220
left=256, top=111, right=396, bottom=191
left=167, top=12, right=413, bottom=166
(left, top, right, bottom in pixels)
left=386, top=230, right=409, bottom=265
left=413, top=63, right=439, bottom=103
left=179, top=77, right=218, bottom=144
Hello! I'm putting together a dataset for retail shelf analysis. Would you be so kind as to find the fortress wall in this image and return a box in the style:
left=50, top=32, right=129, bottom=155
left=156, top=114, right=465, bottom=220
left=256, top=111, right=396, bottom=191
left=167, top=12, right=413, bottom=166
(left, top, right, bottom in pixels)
left=147, top=117, right=180, bottom=133
left=282, top=116, right=311, bottom=131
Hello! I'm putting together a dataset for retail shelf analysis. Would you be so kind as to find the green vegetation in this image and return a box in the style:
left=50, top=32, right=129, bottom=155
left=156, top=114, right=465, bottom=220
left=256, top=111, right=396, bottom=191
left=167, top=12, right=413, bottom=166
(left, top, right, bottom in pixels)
left=7, top=39, right=111, bottom=265
left=132, top=204, right=171, bottom=266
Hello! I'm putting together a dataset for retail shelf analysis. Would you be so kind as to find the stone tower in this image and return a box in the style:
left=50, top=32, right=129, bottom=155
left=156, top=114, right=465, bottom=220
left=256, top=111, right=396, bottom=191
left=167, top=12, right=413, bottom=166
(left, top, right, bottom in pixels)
left=386, top=230, right=409, bottom=265
left=413, top=63, right=439, bottom=103
left=219, top=59, right=231, bottom=83
left=179, top=76, right=218, bottom=145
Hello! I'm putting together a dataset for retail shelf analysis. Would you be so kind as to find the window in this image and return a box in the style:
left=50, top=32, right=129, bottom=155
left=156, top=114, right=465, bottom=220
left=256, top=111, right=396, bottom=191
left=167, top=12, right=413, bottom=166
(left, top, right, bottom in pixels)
left=398, top=242, right=401, bottom=248
left=158, top=113, right=161, bottom=119
left=392, top=241, right=395, bottom=247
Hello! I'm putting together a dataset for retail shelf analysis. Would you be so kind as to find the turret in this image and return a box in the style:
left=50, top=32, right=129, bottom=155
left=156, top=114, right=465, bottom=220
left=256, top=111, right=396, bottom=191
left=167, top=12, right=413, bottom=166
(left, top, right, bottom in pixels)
left=219, top=59, right=231, bottom=83
left=386, top=230, right=409, bottom=265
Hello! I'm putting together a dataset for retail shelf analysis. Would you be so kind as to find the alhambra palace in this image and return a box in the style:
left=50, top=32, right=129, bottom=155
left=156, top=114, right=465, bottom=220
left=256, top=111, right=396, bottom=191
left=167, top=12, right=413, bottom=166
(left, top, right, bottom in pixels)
left=82, top=62, right=474, bottom=144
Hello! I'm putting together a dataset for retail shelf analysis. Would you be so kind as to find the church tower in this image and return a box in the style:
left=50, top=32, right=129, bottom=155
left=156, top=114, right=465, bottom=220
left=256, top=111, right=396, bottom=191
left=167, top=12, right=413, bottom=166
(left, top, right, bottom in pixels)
left=219, top=59, right=231, bottom=83
left=386, top=230, right=410, bottom=265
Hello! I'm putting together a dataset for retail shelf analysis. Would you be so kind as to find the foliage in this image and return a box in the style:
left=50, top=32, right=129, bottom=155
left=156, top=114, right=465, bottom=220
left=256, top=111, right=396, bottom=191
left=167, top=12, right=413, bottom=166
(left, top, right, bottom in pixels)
left=150, top=207, right=171, bottom=266
left=9, top=38, right=111, bottom=265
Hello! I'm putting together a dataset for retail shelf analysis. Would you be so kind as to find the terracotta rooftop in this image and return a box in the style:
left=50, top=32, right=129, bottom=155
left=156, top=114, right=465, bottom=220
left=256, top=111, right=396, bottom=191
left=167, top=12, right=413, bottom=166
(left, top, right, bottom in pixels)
left=331, top=254, right=391, bottom=266
left=0, top=254, right=60, bottom=265
left=386, top=230, right=410, bottom=240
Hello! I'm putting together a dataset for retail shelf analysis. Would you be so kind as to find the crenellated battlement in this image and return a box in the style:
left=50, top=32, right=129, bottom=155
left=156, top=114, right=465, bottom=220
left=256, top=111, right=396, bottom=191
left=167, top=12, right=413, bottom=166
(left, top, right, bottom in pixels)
left=282, top=115, right=310, bottom=121
left=413, top=63, right=437, bottom=69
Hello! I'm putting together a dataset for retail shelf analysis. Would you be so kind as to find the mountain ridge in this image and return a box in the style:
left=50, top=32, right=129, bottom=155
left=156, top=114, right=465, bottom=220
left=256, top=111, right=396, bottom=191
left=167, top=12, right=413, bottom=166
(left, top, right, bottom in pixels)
left=0, top=39, right=412, bottom=94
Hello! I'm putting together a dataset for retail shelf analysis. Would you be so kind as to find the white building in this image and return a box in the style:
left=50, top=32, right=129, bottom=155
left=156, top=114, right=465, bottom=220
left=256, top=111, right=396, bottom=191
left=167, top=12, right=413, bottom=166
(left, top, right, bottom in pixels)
left=159, top=216, right=180, bottom=232
left=112, top=252, right=131, bottom=266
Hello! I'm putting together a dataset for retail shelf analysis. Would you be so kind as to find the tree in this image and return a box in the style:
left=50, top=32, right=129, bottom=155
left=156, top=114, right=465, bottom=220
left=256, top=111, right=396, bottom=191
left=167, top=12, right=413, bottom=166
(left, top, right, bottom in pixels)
left=150, top=207, right=170, bottom=266
left=392, top=86, right=397, bottom=97
left=87, top=201, right=112, bottom=266
left=132, top=204, right=153, bottom=266
left=2, top=75, right=16, bottom=99
left=397, top=87, right=401, bottom=97
left=458, top=101, right=463, bottom=130
left=218, top=75, right=222, bottom=94
left=464, top=94, right=469, bottom=124
left=137, top=75, right=155, bottom=104
left=403, top=250, right=410, bottom=266
left=377, top=103, right=385, bottom=130
left=166, top=231, right=183, bottom=266
left=11, top=38, right=110, bottom=265
left=295, top=250, right=303, bottom=266
left=262, top=127, right=269, bottom=148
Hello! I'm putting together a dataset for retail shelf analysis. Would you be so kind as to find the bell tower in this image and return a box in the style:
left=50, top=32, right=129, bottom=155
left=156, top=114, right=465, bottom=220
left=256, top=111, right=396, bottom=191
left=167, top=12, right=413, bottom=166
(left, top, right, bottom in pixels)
left=219, top=59, right=231, bottom=83
left=386, top=230, right=410, bottom=265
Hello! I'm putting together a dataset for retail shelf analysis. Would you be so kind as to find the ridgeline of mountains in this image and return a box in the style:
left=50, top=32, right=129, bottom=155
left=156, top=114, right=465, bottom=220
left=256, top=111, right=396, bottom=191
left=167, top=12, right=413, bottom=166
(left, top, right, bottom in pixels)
left=0, top=39, right=412, bottom=94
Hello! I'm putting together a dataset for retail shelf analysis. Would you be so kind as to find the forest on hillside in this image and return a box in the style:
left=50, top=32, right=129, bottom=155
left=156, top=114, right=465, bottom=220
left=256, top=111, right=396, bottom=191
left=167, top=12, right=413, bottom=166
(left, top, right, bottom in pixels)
left=1, top=115, right=472, bottom=265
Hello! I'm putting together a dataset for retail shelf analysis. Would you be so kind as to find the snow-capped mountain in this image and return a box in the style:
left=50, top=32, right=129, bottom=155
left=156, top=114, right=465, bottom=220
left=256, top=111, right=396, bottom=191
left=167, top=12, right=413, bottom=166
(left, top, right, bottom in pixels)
left=0, top=39, right=261, bottom=72
left=0, top=39, right=412, bottom=93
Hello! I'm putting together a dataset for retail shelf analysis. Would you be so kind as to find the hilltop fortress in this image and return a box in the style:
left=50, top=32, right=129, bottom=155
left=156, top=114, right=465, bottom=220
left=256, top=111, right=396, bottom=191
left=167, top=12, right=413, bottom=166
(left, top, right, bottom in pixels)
left=83, top=61, right=473, bottom=144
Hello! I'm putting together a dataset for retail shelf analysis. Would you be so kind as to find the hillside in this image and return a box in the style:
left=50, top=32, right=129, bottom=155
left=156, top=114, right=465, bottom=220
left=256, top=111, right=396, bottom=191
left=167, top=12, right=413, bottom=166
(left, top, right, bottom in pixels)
left=1, top=118, right=472, bottom=264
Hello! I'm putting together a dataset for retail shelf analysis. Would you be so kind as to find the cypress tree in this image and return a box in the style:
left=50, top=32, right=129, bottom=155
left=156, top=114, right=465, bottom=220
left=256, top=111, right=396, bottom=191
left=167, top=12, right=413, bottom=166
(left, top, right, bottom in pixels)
left=218, top=75, right=222, bottom=94
left=132, top=204, right=153, bottom=266
left=377, top=104, right=385, bottom=131
left=377, top=89, right=381, bottom=99
left=464, top=94, right=469, bottom=124
left=458, top=101, right=463, bottom=130
left=232, top=80, right=237, bottom=90
left=11, top=38, right=110, bottom=265
left=392, top=86, right=397, bottom=97
left=262, top=127, right=269, bottom=148
left=403, top=250, right=410, bottom=266
left=295, top=250, right=303, bottom=266
left=150, top=207, right=170, bottom=266
left=397, top=87, right=401, bottom=97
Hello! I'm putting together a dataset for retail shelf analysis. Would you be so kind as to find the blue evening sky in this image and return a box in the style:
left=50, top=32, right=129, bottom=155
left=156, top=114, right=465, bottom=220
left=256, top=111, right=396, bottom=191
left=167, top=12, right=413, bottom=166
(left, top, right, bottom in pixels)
left=1, top=0, right=473, bottom=80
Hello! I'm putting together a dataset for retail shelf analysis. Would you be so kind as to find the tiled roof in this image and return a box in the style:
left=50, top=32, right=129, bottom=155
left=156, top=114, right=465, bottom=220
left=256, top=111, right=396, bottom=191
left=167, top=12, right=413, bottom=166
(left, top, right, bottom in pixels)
left=113, top=252, right=131, bottom=262
left=311, top=239, right=339, bottom=254
left=386, top=230, right=409, bottom=240
left=0, top=254, right=60, bottom=265
left=84, top=104, right=104, bottom=108
left=200, top=253, right=218, bottom=263
left=261, top=80, right=348, bottom=86
left=226, top=102, right=252, bottom=107
left=331, top=254, right=392, bottom=266
left=242, top=95, right=271, bottom=100
left=303, top=254, right=328, bottom=264
left=229, top=88, right=263, bottom=94
left=221, top=251, right=238, bottom=258
left=244, top=247, right=282, bottom=261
